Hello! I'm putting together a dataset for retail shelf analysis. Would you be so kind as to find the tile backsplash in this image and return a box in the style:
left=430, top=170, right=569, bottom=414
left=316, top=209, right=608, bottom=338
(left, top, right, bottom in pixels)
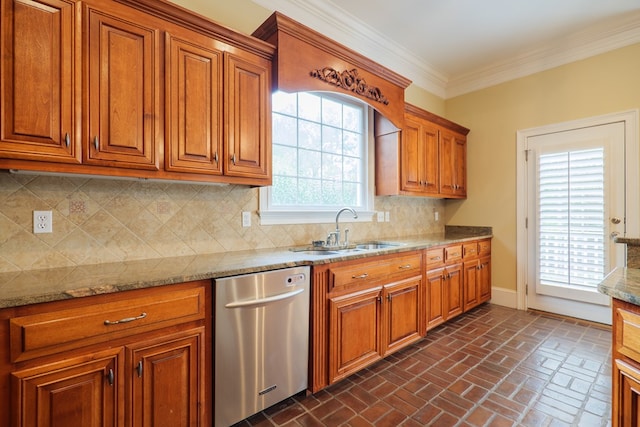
left=0, top=172, right=444, bottom=273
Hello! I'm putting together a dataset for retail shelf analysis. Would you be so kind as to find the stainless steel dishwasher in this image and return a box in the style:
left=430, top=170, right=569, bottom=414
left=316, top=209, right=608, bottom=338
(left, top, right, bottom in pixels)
left=214, top=266, right=310, bottom=427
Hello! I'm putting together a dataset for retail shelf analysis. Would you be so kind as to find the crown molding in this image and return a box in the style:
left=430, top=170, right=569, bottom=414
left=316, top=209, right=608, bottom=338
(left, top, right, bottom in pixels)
left=445, top=12, right=640, bottom=98
left=250, top=0, right=449, bottom=97
left=252, top=0, right=640, bottom=99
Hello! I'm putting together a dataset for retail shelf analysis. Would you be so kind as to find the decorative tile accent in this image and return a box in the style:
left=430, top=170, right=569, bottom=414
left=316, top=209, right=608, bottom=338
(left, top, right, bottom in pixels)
left=0, top=172, right=445, bottom=273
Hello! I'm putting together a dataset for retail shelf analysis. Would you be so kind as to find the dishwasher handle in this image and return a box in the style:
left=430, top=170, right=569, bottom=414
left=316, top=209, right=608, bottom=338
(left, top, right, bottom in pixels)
left=225, top=288, right=305, bottom=309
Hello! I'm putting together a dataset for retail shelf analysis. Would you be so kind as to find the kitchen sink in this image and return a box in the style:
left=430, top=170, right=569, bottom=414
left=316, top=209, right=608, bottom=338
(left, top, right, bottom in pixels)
left=296, top=250, right=340, bottom=255
left=355, top=242, right=402, bottom=250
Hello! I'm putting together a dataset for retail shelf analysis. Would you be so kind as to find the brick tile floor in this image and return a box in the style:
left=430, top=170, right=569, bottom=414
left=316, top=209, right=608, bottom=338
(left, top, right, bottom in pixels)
left=233, top=304, right=612, bottom=427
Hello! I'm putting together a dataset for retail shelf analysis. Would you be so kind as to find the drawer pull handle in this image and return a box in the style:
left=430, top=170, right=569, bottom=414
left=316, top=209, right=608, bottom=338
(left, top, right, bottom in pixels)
left=352, top=273, right=369, bottom=279
left=398, top=264, right=412, bottom=269
left=430, top=256, right=442, bottom=261
left=64, top=132, right=70, bottom=147
left=107, top=368, right=114, bottom=386
left=93, top=136, right=99, bottom=150
left=104, top=312, right=147, bottom=326
left=136, top=361, right=143, bottom=377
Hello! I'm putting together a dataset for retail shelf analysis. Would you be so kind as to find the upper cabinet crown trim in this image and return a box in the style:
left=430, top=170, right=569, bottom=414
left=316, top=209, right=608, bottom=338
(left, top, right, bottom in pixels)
left=252, top=12, right=411, bottom=129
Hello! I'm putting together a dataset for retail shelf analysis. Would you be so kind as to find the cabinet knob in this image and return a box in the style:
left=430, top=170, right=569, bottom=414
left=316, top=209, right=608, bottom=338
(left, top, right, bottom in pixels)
left=136, top=361, right=143, bottom=378
left=231, top=153, right=236, bottom=165
left=214, top=151, right=219, bottom=163
left=107, top=368, right=114, bottom=386
left=93, top=136, right=99, bottom=150
left=64, top=133, right=70, bottom=147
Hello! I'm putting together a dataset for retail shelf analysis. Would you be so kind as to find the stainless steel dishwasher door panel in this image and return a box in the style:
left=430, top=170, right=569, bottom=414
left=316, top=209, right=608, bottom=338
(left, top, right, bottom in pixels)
left=214, top=267, right=310, bottom=427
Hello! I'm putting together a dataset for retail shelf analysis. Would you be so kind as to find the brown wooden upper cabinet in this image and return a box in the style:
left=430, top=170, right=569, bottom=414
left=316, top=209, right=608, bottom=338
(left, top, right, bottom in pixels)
left=84, top=2, right=160, bottom=170
left=0, top=0, right=81, bottom=163
left=0, top=0, right=274, bottom=185
left=375, top=103, right=469, bottom=199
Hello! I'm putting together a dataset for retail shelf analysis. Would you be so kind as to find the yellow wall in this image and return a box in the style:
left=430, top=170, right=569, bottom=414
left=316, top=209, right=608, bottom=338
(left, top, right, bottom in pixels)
left=169, top=0, right=270, bottom=35
left=444, top=43, right=640, bottom=291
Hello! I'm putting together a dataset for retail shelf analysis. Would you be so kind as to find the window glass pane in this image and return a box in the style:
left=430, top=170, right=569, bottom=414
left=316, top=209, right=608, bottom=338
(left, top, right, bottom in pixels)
left=322, top=97, right=342, bottom=127
left=343, top=156, right=360, bottom=182
left=272, top=91, right=297, bottom=115
left=322, top=152, right=342, bottom=181
left=272, top=176, right=298, bottom=204
left=322, top=126, right=342, bottom=155
left=343, top=104, right=362, bottom=132
left=322, top=180, right=343, bottom=204
left=299, top=149, right=321, bottom=178
left=299, top=178, right=321, bottom=205
left=299, top=92, right=321, bottom=122
left=273, top=114, right=297, bottom=147
left=273, top=145, right=297, bottom=177
left=343, top=131, right=360, bottom=157
left=298, top=120, right=321, bottom=151
left=343, top=182, right=359, bottom=204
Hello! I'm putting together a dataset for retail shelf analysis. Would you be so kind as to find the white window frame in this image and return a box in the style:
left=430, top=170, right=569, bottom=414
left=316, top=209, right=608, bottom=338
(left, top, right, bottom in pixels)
left=259, top=92, right=376, bottom=225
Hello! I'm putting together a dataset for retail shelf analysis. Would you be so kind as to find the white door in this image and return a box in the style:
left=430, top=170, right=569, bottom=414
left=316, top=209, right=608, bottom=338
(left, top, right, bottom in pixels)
left=526, top=123, right=624, bottom=323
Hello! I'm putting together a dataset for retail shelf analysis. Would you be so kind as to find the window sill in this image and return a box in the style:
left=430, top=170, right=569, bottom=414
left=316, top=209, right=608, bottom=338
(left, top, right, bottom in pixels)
left=258, top=210, right=376, bottom=226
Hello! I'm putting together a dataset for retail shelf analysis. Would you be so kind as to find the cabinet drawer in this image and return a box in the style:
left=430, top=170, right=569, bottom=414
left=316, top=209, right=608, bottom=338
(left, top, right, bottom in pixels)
left=616, top=306, right=640, bottom=362
left=462, top=242, right=478, bottom=259
left=329, top=252, right=422, bottom=292
left=426, top=248, right=445, bottom=268
left=10, top=285, right=206, bottom=362
left=444, top=244, right=462, bottom=263
left=478, top=239, right=491, bottom=256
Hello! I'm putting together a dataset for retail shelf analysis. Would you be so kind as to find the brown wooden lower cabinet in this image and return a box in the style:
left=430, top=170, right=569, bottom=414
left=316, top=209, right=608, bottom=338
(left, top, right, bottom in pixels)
left=311, top=239, right=491, bottom=393
left=0, top=280, right=210, bottom=427
left=612, top=298, right=640, bottom=426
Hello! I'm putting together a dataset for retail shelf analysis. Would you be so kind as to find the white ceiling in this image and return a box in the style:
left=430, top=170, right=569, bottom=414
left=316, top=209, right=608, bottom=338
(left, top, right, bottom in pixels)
left=251, top=0, right=640, bottom=98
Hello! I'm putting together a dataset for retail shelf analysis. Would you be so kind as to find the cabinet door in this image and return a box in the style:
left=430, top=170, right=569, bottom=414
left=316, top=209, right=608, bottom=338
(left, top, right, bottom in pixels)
left=421, top=121, right=440, bottom=195
left=426, top=267, right=445, bottom=330
left=400, top=115, right=424, bottom=193
left=439, top=129, right=467, bottom=197
left=11, top=348, right=123, bottom=427
left=444, top=263, right=464, bottom=320
left=0, top=0, right=80, bottom=163
left=165, top=31, right=223, bottom=175
left=463, top=260, right=480, bottom=312
left=478, top=256, right=491, bottom=304
left=614, top=359, right=640, bottom=427
left=329, top=288, right=382, bottom=384
left=224, top=52, right=270, bottom=179
left=129, top=328, right=204, bottom=427
left=85, top=4, right=159, bottom=170
left=382, top=276, right=422, bottom=356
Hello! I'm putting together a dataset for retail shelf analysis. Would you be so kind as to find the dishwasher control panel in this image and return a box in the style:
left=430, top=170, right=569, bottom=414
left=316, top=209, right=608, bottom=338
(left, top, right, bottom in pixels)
left=286, top=273, right=306, bottom=286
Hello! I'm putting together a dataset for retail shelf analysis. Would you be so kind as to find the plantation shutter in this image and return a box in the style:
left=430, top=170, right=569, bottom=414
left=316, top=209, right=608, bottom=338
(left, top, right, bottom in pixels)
left=537, top=148, right=606, bottom=289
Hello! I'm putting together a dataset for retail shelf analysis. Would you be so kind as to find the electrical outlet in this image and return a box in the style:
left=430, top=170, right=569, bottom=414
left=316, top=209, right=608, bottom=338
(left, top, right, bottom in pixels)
left=33, top=210, right=53, bottom=234
left=241, top=211, right=251, bottom=227
left=377, top=211, right=385, bottom=222
left=385, top=211, right=390, bottom=222
left=435, top=211, right=439, bottom=221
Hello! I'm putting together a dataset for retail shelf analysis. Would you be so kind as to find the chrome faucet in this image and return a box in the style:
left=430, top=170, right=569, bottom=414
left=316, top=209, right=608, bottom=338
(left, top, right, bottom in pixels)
left=332, top=207, right=358, bottom=247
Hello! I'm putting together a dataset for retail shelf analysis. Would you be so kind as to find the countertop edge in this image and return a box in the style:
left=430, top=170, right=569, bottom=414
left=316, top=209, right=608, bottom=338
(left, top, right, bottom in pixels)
left=598, top=267, right=640, bottom=306
left=0, top=232, right=492, bottom=309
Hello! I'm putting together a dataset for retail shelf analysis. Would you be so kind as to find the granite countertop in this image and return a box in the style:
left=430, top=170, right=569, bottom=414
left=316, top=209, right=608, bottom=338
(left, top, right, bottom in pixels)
left=598, top=267, right=640, bottom=306
left=0, top=226, right=492, bottom=309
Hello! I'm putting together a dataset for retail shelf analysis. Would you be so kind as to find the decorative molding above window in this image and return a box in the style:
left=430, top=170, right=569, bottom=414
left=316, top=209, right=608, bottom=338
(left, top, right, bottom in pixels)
left=310, top=67, right=389, bottom=105
left=252, top=12, right=410, bottom=130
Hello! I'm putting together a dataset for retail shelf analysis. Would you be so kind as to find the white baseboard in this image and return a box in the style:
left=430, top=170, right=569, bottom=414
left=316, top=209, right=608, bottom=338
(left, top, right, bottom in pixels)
left=489, top=287, right=518, bottom=309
